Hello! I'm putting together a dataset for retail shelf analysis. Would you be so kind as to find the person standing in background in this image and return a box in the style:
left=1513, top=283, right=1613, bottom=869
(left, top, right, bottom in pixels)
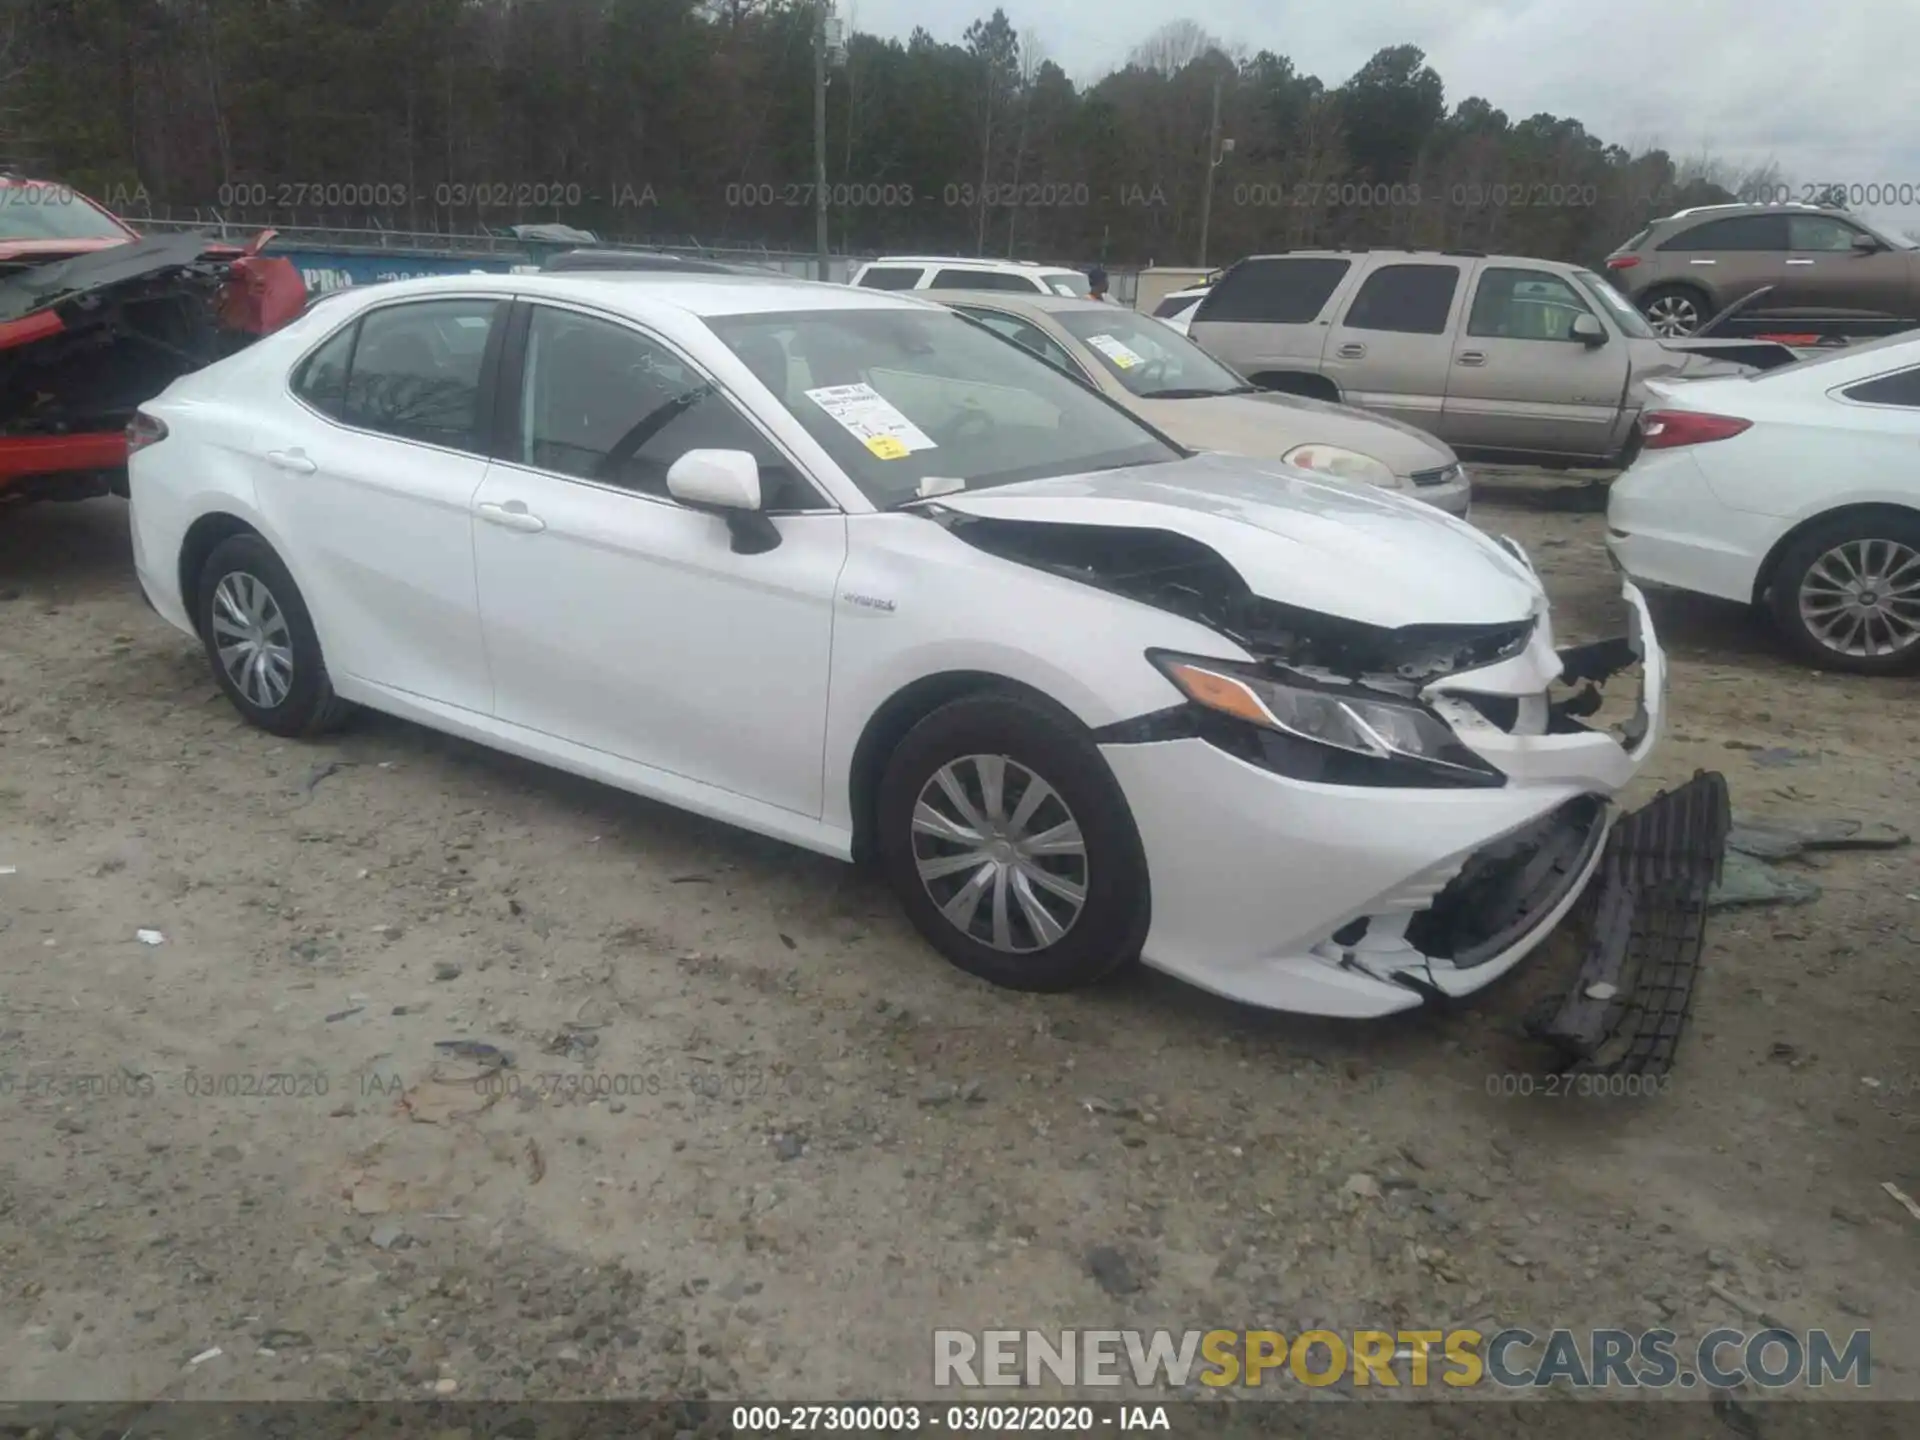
left=1087, top=266, right=1109, bottom=301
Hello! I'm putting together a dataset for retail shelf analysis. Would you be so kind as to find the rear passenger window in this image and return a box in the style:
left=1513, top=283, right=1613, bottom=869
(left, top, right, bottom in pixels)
left=929, top=268, right=1039, bottom=292
left=1656, top=215, right=1788, bottom=251
left=291, top=324, right=354, bottom=419
left=857, top=267, right=923, bottom=290
left=1841, top=367, right=1920, bottom=407
left=1342, top=264, right=1459, bottom=335
left=341, top=299, right=503, bottom=452
left=1194, top=257, right=1350, bottom=324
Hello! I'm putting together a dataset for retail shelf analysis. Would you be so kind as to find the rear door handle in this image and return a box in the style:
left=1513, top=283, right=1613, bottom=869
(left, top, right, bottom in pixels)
left=476, top=500, right=546, bottom=533
left=265, top=449, right=317, bottom=474
left=1336, top=343, right=1367, bottom=358
left=1688, top=258, right=1717, bottom=266
left=1785, top=258, right=1815, bottom=266
left=1456, top=351, right=1486, bottom=366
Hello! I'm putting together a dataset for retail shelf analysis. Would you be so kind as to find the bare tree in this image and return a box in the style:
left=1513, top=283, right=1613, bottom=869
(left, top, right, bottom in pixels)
left=1128, top=19, right=1220, bottom=75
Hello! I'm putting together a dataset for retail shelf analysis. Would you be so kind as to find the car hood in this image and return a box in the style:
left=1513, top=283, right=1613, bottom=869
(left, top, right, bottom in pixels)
left=1128, top=391, right=1455, bottom=478
left=933, top=453, right=1541, bottom=629
left=1625, top=336, right=1755, bottom=385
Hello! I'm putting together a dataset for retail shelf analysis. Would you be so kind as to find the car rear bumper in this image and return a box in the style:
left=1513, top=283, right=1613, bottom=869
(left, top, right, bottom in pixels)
left=1101, top=581, right=1665, bottom=1016
left=1605, top=450, right=1774, bottom=603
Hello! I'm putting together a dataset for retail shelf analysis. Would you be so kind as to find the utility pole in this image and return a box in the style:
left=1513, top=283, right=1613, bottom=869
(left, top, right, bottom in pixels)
left=1197, top=76, right=1222, bottom=269
left=813, top=3, right=830, bottom=281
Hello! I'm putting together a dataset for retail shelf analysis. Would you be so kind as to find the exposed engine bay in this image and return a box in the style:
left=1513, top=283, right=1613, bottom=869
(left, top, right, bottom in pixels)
left=1, top=233, right=303, bottom=503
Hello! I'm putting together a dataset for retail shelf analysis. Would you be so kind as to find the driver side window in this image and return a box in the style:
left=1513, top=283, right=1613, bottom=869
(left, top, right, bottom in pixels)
left=1467, top=267, right=1595, bottom=341
left=518, top=306, right=810, bottom=508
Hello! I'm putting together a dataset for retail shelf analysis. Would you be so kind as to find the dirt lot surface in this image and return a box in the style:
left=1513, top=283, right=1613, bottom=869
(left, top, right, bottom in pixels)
left=2, top=490, right=1916, bottom=1417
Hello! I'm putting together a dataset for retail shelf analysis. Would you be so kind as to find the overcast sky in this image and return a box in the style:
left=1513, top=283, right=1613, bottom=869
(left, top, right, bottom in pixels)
left=843, top=0, right=1920, bottom=235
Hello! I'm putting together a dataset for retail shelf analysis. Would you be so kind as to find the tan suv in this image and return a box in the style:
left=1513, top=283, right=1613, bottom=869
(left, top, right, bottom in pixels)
left=1604, top=203, right=1920, bottom=338
left=1186, top=248, right=1787, bottom=467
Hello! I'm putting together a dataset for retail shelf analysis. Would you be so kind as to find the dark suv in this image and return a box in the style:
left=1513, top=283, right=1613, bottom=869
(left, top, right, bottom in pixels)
left=1605, top=203, right=1920, bottom=338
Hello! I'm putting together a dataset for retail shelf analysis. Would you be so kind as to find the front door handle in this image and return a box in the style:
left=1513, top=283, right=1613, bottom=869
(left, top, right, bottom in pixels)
left=476, top=500, right=547, bottom=533
left=1336, top=343, right=1367, bottom=358
left=265, top=449, right=317, bottom=474
left=1456, top=351, right=1487, bottom=366
left=1785, top=258, right=1815, bottom=266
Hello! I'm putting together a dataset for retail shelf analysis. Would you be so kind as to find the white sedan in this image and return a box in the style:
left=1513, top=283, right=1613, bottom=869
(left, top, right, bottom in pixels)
left=1608, top=332, right=1920, bottom=673
left=127, top=273, right=1665, bottom=1017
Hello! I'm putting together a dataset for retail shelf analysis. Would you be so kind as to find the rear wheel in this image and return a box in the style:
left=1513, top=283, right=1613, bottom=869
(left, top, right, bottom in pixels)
left=196, top=533, right=354, bottom=735
left=876, top=692, right=1149, bottom=992
left=1767, top=512, right=1920, bottom=674
left=1639, top=285, right=1710, bottom=338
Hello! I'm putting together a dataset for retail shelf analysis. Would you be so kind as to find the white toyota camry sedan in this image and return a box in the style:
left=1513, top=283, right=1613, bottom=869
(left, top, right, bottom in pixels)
left=126, top=273, right=1666, bottom=1018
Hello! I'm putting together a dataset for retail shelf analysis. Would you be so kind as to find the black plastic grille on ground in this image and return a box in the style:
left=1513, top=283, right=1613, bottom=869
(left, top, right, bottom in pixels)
left=1530, top=769, right=1731, bottom=1077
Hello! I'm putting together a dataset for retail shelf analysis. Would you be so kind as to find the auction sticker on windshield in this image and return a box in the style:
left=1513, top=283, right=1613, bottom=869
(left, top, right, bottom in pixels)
left=1084, top=334, right=1147, bottom=369
left=805, top=382, right=938, bottom=460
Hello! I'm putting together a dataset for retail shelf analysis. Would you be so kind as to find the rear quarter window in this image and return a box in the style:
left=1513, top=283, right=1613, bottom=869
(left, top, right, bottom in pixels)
left=1193, top=257, right=1350, bottom=324
left=856, top=266, right=924, bottom=290
left=1841, top=366, right=1920, bottom=407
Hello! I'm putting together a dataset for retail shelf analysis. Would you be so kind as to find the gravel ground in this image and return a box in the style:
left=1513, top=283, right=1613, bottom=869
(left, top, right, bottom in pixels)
left=1, top=490, right=1916, bottom=1415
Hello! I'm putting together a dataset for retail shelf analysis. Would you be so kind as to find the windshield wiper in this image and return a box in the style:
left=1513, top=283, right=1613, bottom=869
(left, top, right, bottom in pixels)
left=1135, top=386, right=1239, bottom=399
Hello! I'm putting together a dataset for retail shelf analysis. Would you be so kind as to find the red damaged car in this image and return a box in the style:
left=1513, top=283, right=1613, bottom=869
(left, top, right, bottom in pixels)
left=0, top=175, right=306, bottom=505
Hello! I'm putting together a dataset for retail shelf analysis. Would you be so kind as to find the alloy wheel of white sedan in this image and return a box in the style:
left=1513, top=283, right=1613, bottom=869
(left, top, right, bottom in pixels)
left=128, top=270, right=1665, bottom=1019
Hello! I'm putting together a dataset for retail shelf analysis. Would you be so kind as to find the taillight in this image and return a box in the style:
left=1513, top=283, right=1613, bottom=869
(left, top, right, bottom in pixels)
left=126, top=411, right=168, bottom=455
left=1606, top=255, right=1640, bottom=270
left=1641, top=410, right=1752, bottom=449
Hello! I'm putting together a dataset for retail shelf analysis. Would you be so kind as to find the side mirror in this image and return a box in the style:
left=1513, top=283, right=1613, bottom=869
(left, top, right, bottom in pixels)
left=1571, top=313, right=1607, bottom=347
left=1851, top=232, right=1884, bottom=253
left=665, top=449, right=780, bottom=554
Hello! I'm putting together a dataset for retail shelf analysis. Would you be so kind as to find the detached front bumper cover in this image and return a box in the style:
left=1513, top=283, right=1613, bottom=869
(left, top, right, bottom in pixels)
left=1528, top=769, right=1731, bottom=1076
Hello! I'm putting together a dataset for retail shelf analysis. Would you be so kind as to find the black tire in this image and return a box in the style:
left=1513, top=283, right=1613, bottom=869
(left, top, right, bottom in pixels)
left=195, top=533, right=355, bottom=736
left=1765, top=510, right=1920, bottom=675
left=1638, top=285, right=1710, bottom=338
left=876, top=691, right=1150, bottom=993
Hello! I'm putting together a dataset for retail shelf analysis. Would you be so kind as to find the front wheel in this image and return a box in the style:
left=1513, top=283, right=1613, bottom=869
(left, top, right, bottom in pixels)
left=1767, top=512, right=1920, bottom=674
left=876, top=692, right=1150, bottom=992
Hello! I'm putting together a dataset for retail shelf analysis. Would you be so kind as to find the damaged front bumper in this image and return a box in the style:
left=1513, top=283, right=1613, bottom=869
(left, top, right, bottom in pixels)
left=1102, top=580, right=1722, bottom=1040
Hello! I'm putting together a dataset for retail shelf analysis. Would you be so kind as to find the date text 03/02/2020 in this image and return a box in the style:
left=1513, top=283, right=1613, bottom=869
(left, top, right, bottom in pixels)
left=730, top=1405, right=1170, bottom=1431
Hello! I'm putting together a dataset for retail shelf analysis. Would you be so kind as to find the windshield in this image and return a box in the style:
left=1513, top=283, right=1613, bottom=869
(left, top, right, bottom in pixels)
left=1571, top=269, right=1655, bottom=339
left=1040, top=270, right=1091, bottom=297
left=0, top=184, right=131, bottom=243
left=707, top=307, right=1180, bottom=507
left=1052, top=307, right=1251, bottom=398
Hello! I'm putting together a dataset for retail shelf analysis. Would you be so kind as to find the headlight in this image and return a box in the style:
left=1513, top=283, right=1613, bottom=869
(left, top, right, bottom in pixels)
left=1148, top=650, right=1504, bottom=788
left=1283, top=443, right=1398, bottom=489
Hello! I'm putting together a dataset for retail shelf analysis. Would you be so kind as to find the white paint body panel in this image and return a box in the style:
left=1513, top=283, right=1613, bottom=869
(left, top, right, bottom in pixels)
left=130, top=271, right=1666, bottom=1019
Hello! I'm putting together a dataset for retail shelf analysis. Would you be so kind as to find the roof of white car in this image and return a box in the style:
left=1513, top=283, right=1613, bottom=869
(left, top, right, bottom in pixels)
left=323, top=270, right=940, bottom=319
left=862, top=256, right=1083, bottom=272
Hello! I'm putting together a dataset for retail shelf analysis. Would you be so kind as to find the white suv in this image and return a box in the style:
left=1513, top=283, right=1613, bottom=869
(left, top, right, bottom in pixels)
left=849, top=256, right=1092, bottom=297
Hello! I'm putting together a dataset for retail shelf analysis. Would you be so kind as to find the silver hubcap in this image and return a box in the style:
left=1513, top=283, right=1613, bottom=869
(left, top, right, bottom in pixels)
left=1798, top=538, right=1920, bottom=658
left=911, top=754, right=1089, bottom=953
left=1644, top=294, right=1700, bottom=336
left=211, top=571, right=295, bottom=708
